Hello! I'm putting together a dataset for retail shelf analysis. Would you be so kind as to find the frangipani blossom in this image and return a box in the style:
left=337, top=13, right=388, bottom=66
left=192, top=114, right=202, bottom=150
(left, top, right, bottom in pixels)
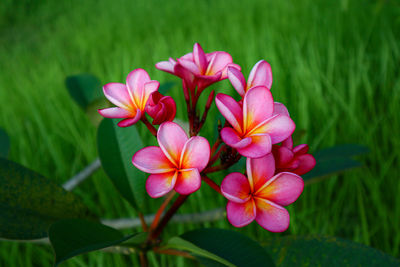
left=221, top=154, right=304, bottom=232
left=156, top=43, right=240, bottom=90
left=98, top=69, right=159, bottom=127
left=228, top=60, right=273, bottom=97
left=272, top=137, right=316, bottom=175
left=132, top=122, right=210, bottom=197
left=216, top=86, right=295, bottom=158
left=145, top=91, right=177, bottom=125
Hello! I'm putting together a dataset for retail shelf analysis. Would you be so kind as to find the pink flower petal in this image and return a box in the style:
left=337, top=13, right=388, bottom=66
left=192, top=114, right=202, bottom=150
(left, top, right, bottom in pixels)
left=220, top=127, right=251, bottom=149
left=157, top=122, right=188, bottom=166
left=193, top=43, right=207, bottom=73
left=103, top=83, right=134, bottom=110
left=250, top=114, right=295, bottom=144
left=281, top=136, right=293, bottom=149
left=275, top=146, right=294, bottom=166
left=132, top=146, right=175, bottom=173
left=146, top=171, right=178, bottom=198
left=226, top=199, right=256, bottom=227
left=293, top=144, right=309, bottom=155
left=180, top=136, right=210, bottom=171
left=155, top=59, right=176, bottom=74
left=175, top=168, right=201, bottom=195
left=236, top=134, right=271, bottom=158
left=228, top=67, right=246, bottom=96
left=177, top=58, right=201, bottom=75
left=293, top=154, right=316, bottom=175
left=98, top=107, right=133, bottom=118
left=196, top=72, right=222, bottom=90
left=117, top=109, right=142, bottom=127
left=174, top=64, right=196, bottom=90
left=256, top=172, right=304, bottom=206
left=221, top=172, right=251, bottom=203
left=180, top=52, right=194, bottom=61
left=215, top=93, right=243, bottom=134
left=247, top=153, right=275, bottom=191
left=222, top=63, right=241, bottom=79
left=254, top=198, right=290, bottom=232
left=126, top=68, right=151, bottom=90
left=247, top=60, right=272, bottom=90
left=140, top=80, right=160, bottom=110
left=126, top=69, right=151, bottom=108
left=243, top=86, right=274, bottom=132
left=205, top=51, right=233, bottom=76
left=273, top=102, right=290, bottom=117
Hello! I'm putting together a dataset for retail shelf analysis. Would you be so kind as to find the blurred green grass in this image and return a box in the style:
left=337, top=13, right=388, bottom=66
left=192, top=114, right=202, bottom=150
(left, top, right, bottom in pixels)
left=0, top=0, right=399, bottom=266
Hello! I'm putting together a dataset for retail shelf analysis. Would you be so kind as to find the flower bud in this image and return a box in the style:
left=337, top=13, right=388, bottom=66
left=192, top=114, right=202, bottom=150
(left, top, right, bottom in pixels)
left=272, top=137, right=316, bottom=176
left=145, top=91, right=176, bottom=125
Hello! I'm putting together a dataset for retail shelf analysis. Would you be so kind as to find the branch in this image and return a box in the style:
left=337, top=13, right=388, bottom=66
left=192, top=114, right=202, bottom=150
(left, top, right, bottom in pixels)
left=0, top=208, right=225, bottom=246
left=62, top=158, right=101, bottom=190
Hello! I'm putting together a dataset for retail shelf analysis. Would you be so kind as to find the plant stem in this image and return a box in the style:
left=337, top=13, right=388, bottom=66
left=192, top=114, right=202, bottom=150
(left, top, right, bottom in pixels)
left=149, top=194, right=189, bottom=241
left=138, top=212, right=148, bottom=232
left=139, top=251, right=149, bottom=267
left=202, top=175, right=221, bottom=194
left=141, top=116, right=157, bottom=137
left=149, top=192, right=176, bottom=232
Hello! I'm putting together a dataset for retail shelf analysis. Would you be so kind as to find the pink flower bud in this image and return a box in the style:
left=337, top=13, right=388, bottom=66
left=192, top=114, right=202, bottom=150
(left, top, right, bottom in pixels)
left=272, top=137, right=316, bottom=176
left=145, top=91, right=177, bottom=125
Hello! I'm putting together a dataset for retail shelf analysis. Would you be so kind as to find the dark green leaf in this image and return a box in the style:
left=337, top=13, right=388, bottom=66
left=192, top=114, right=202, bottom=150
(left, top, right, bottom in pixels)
left=0, top=158, right=94, bottom=240
left=158, top=81, right=176, bottom=95
left=167, top=228, right=275, bottom=267
left=314, top=144, right=369, bottom=161
left=264, top=236, right=399, bottom=267
left=0, top=128, right=10, bottom=158
left=65, top=74, right=103, bottom=109
left=97, top=118, right=146, bottom=210
left=303, top=158, right=362, bottom=182
left=49, top=219, right=135, bottom=266
left=303, top=144, right=369, bottom=183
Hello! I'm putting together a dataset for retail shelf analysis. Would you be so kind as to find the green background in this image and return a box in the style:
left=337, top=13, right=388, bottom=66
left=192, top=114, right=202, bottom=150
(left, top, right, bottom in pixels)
left=0, top=0, right=399, bottom=266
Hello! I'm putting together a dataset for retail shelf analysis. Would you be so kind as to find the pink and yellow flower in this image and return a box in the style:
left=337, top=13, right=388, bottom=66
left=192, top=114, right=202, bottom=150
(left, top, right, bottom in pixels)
left=156, top=43, right=240, bottom=90
left=221, top=154, right=304, bottom=232
left=216, top=86, right=295, bottom=158
left=132, top=122, right=210, bottom=197
left=228, top=60, right=273, bottom=97
left=98, top=69, right=159, bottom=127
left=272, top=137, right=316, bottom=175
left=145, top=91, right=177, bottom=125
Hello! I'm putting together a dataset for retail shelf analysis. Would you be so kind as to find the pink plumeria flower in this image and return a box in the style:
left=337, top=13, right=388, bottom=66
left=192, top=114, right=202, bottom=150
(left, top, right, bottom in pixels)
left=272, top=137, right=316, bottom=175
left=216, top=86, right=295, bottom=158
left=156, top=43, right=240, bottom=90
left=228, top=60, right=273, bottom=97
left=98, top=69, right=159, bottom=127
left=145, top=91, right=177, bottom=125
left=132, top=122, right=210, bottom=197
left=221, top=154, right=304, bottom=232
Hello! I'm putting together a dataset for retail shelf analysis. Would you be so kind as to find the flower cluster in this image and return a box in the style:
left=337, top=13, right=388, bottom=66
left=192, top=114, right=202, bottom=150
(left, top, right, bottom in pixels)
left=98, top=43, right=315, bottom=232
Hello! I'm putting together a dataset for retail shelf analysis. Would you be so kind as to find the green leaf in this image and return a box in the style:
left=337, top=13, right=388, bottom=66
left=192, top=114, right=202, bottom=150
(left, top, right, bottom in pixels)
left=97, top=118, right=146, bottom=210
left=167, top=228, right=275, bottom=267
left=314, top=144, right=369, bottom=160
left=303, top=144, right=369, bottom=183
left=302, top=144, right=369, bottom=184
left=65, top=74, right=103, bottom=110
left=49, top=219, right=135, bottom=266
left=0, top=158, right=94, bottom=240
left=0, top=127, right=10, bottom=158
left=264, top=236, right=400, bottom=267
left=303, top=158, right=362, bottom=182
left=158, top=81, right=176, bottom=95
